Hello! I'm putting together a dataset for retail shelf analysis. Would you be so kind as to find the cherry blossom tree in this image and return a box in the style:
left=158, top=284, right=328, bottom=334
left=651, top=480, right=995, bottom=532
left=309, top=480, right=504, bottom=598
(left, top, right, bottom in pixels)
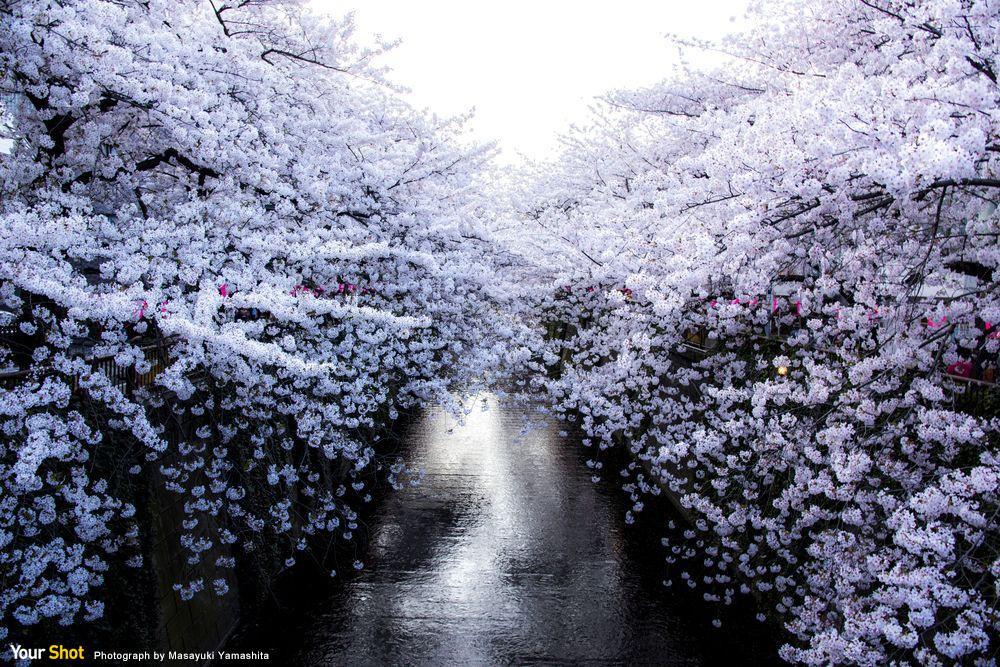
left=3, top=0, right=998, bottom=663
left=0, top=0, right=510, bottom=641
left=511, top=1, right=1000, bottom=663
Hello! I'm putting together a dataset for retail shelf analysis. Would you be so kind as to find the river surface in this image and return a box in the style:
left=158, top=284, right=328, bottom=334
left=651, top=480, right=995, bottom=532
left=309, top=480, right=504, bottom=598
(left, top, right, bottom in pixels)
left=225, top=395, right=777, bottom=665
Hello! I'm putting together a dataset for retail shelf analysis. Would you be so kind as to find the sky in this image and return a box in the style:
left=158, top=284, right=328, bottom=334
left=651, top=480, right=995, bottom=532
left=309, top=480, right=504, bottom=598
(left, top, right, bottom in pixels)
left=311, top=1, right=750, bottom=162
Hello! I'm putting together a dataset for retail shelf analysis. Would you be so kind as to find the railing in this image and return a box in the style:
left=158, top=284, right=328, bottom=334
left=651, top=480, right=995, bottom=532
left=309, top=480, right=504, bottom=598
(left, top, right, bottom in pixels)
left=1, top=336, right=175, bottom=395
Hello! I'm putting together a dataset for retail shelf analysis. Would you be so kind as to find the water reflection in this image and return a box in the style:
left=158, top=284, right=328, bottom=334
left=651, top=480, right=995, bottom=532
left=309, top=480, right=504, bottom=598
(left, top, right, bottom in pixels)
left=236, top=394, right=775, bottom=665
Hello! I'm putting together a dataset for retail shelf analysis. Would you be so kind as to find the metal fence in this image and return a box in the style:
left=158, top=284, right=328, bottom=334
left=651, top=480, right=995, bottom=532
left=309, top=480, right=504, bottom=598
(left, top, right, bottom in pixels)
left=1, top=336, right=174, bottom=395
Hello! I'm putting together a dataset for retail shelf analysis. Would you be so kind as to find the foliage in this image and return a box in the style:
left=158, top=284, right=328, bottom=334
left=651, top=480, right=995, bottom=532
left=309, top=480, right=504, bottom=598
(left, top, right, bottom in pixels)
left=0, top=0, right=510, bottom=641
left=509, top=1, right=1000, bottom=663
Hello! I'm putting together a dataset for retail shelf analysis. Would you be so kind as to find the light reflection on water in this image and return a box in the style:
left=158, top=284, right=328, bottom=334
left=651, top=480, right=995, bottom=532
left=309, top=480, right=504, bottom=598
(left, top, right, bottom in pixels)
left=242, top=394, right=775, bottom=665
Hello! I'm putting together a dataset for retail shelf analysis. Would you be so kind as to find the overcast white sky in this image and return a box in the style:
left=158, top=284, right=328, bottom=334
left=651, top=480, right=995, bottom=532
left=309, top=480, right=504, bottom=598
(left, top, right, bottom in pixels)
left=311, top=1, right=749, bottom=162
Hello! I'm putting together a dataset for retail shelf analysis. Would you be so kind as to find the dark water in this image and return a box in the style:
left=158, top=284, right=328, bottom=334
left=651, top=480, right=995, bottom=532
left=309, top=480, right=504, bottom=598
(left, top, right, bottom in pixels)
left=226, top=394, right=777, bottom=666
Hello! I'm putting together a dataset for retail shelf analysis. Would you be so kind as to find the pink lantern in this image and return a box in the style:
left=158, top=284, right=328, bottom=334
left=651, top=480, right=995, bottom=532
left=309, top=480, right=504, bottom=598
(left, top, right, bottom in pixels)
left=946, top=360, right=973, bottom=377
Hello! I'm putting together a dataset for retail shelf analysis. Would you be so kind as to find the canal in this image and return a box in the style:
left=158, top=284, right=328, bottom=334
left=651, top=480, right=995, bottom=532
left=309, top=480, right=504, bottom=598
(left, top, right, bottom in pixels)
left=223, top=394, right=777, bottom=665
